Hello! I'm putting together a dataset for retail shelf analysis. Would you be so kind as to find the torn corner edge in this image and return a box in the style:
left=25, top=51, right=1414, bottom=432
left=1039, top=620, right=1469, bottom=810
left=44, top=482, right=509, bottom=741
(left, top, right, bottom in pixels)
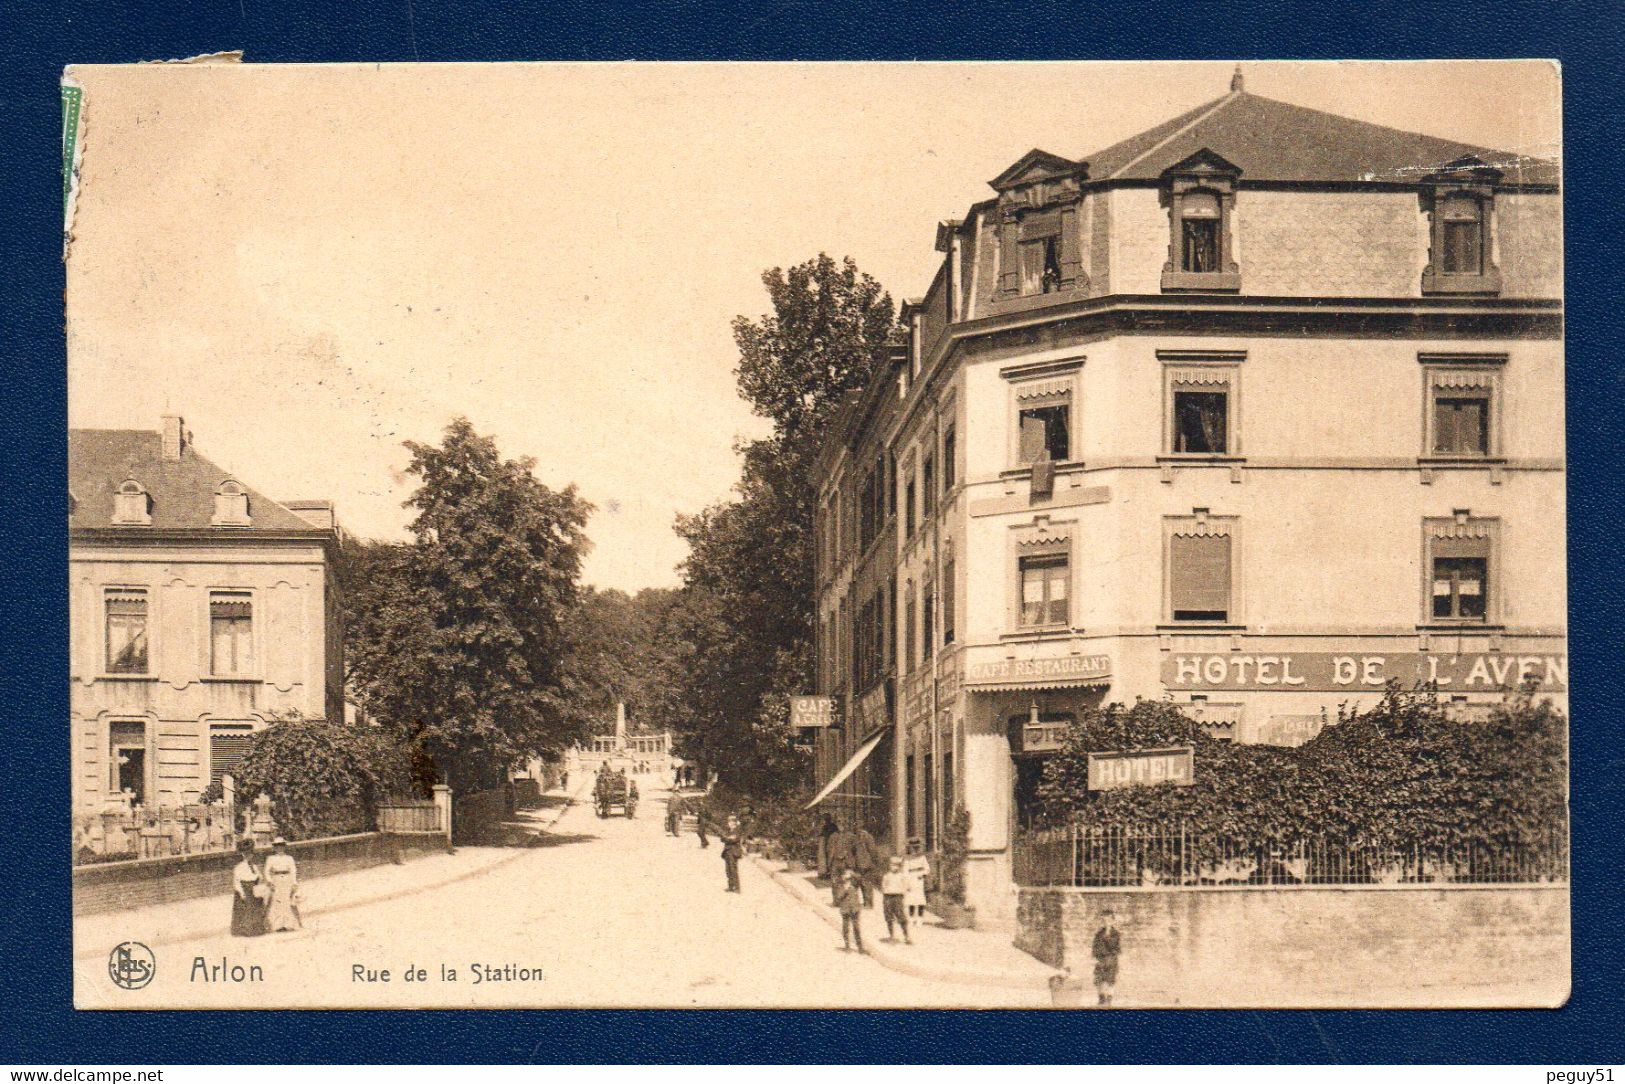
left=142, top=50, right=245, bottom=65
left=60, top=70, right=87, bottom=262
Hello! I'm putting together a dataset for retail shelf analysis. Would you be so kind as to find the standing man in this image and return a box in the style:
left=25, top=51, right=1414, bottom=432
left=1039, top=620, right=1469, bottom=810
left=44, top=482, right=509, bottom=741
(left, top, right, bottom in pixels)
left=818, top=812, right=839, bottom=879
left=665, top=790, right=685, bottom=836
left=719, top=815, right=743, bottom=893
left=852, top=820, right=880, bottom=908
left=1092, top=908, right=1122, bottom=1007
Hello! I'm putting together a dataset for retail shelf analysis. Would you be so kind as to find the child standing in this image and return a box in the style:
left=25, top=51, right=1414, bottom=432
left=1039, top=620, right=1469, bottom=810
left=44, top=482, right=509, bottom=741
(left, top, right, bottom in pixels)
left=835, top=868, right=866, bottom=954
left=880, top=856, right=912, bottom=944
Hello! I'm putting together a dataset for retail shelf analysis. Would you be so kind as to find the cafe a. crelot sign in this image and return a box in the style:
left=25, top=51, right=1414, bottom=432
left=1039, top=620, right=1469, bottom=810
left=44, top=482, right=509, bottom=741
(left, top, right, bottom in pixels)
left=790, top=696, right=841, bottom=729
left=1161, top=652, right=1567, bottom=693
left=1087, top=745, right=1196, bottom=791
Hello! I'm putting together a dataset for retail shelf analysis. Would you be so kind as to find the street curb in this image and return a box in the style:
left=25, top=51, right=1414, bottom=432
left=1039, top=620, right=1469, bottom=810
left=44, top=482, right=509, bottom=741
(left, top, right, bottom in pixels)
left=748, top=854, right=1059, bottom=994
left=74, top=783, right=590, bottom=959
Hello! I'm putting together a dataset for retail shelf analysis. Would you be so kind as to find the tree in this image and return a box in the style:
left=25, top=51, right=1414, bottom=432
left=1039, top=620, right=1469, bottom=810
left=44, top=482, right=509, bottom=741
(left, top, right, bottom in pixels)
left=232, top=712, right=413, bottom=840
left=555, top=586, right=686, bottom=738
left=339, top=417, right=592, bottom=792
left=670, top=255, right=897, bottom=796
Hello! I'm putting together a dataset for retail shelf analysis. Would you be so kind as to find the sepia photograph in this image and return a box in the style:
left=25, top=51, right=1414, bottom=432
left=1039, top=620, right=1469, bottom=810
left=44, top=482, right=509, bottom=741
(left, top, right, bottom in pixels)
left=62, top=58, right=1566, bottom=1010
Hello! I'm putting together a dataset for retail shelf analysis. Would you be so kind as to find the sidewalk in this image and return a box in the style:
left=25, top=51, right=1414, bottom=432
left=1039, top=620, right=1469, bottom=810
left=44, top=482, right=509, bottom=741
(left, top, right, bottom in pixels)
left=749, top=854, right=1060, bottom=993
left=74, top=780, right=588, bottom=960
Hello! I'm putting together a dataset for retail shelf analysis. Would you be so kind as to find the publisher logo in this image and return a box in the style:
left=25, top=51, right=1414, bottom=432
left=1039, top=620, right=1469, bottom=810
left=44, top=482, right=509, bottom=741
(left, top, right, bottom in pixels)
left=109, top=941, right=155, bottom=990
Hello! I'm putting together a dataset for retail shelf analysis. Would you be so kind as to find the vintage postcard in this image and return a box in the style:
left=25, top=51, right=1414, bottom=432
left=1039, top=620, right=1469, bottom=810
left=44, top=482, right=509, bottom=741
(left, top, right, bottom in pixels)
left=64, top=59, right=1566, bottom=1009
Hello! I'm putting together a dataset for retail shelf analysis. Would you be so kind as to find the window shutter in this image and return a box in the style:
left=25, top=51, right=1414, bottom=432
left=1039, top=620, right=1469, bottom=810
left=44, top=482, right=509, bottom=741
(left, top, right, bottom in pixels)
left=210, top=730, right=254, bottom=786
left=1020, top=242, right=1045, bottom=294
left=1030, top=458, right=1056, bottom=497
left=1171, top=534, right=1231, bottom=614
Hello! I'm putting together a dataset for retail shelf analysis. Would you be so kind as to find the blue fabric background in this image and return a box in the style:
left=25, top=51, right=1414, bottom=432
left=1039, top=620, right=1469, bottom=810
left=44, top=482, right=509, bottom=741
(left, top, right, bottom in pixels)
left=2, top=0, right=1621, bottom=1063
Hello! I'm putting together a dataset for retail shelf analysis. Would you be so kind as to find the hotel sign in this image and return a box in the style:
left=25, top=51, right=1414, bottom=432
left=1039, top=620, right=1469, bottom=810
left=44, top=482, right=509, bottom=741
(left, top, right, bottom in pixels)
left=790, top=696, right=841, bottom=729
left=1162, top=652, right=1567, bottom=693
left=1087, top=745, right=1196, bottom=791
left=967, top=654, right=1112, bottom=687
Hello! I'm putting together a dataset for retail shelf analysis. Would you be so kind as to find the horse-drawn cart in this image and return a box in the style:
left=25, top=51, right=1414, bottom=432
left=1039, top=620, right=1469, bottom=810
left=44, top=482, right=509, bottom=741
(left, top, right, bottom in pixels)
left=594, top=772, right=638, bottom=818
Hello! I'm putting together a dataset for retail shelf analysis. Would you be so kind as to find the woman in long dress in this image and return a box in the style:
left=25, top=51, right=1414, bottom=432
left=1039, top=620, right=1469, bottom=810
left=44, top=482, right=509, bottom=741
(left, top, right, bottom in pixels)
left=262, top=836, right=302, bottom=932
left=229, top=839, right=265, bottom=937
left=902, top=836, right=930, bottom=919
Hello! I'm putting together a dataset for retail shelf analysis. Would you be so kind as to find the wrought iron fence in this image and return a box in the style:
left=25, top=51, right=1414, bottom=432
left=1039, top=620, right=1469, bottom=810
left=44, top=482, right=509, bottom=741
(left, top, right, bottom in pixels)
left=74, top=803, right=240, bottom=862
left=1013, top=823, right=1569, bottom=888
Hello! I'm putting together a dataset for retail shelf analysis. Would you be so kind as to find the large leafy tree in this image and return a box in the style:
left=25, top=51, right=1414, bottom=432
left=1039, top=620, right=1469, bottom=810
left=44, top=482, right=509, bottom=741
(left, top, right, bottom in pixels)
left=671, top=254, right=897, bottom=796
left=555, top=586, right=687, bottom=738
left=339, top=417, right=592, bottom=793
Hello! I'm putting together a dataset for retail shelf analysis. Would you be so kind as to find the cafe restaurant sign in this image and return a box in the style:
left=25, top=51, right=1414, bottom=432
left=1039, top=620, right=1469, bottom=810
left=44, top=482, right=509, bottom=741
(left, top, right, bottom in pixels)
left=790, top=696, right=841, bottom=729
left=1162, top=652, right=1567, bottom=693
left=967, top=654, right=1111, bottom=687
left=1087, top=745, right=1196, bottom=791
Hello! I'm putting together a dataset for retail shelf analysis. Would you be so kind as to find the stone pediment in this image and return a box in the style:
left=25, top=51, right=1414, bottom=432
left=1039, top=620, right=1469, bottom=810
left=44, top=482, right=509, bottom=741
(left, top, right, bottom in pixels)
left=989, top=148, right=1087, bottom=192
left=1161, top=147, right=1243, bottom=180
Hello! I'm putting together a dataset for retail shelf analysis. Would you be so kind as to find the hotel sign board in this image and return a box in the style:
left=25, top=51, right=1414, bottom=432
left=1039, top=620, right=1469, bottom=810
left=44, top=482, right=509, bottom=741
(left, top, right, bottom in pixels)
left=967, top=654, right=1112, bottom=687
left=1087, top=745, right=1196, bottom=791
left=1162, top=652, right=1567, bottom=693
left=790, top=696, right=841, bottom=729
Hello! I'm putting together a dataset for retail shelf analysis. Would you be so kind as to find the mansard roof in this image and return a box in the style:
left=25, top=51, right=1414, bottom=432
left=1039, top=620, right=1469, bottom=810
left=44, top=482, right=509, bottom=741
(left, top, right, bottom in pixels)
left=1083, top=90, right=1557, bottom=187
left=69, top=428, right=326, bottom=534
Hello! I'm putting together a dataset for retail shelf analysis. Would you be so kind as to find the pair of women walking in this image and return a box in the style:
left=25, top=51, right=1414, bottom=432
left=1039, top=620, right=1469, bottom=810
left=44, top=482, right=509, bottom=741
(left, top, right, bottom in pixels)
left=230, top=836, right=302, bottom=937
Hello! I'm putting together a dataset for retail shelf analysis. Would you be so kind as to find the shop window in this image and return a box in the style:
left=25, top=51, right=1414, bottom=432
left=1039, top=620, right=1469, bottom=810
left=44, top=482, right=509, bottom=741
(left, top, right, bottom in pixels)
left=209, top=591, right=255, bottom=677
left=1166, top=513, right=1238, bottom=624
left=1423, top=514, right=1499, bottom=625
left=1018, top=553, right=1069, bottom=627
left=104, top=588, right=149, bottom=674
left=923, top=752, right=935, bottom=851
left=906, top=754, right=917, bottom=839
left=112, top=479, right=151, bottom=526
left=942, top=751, right=954, bottom=818
left=109, top=721, right=147, bottom=804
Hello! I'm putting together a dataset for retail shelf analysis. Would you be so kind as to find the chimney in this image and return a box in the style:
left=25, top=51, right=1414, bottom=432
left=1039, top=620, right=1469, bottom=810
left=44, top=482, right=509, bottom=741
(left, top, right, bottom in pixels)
left=160, top=415, right=189, bottom=461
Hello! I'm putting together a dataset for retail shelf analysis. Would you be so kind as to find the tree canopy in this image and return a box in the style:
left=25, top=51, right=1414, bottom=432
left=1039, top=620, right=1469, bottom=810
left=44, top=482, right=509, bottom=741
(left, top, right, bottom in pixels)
left=338, top=417, right=592, bottom=792
left=669, top=254, right=898, bottom=796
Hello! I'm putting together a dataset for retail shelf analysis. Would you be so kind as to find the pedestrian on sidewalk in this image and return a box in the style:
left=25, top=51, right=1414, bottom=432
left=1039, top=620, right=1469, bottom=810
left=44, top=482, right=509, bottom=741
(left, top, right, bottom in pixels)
left=903, top=837, right=929, bottom=919
left=880, top=856, right=912, bottom=944
left=827, top=818, right=879, bottom=907
left=263, top=837, right=302, bottom=933
left=694, top=801, right=710, bottom=848
left=1092, top=909, right=1121, bottom=1007
left=835, top=868, right=866, bottom=954
left=720, top=816, right=743, bottom=893
left=229, top=839, right=266, bottom=938
left=665, top=791, right=685, bottom=836
left=818, top=813, right=839, bottom=879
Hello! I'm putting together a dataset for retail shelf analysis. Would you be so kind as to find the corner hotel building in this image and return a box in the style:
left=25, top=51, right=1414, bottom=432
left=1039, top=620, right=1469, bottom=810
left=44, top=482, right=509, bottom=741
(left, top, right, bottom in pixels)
left=808, top=75, right=1564, bottom=918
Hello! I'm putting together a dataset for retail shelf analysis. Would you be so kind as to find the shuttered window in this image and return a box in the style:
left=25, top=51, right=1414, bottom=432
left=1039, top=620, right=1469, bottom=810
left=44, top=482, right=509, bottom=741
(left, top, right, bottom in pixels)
left=1431, top=536, right=1490, bottom=621
left=1432, top=390, right=1491, bottom=455
left=1439, top=196, right=1485, bottom=274
left=1019, top=554, right=1069, bottom=627
left=1018, top=403, right=1070, bottom=464
left=209, top=592, right=254, bottom=676
left=210, top=726, right=255, bottom=788
left=1170, top=534, right=1231, bottom=622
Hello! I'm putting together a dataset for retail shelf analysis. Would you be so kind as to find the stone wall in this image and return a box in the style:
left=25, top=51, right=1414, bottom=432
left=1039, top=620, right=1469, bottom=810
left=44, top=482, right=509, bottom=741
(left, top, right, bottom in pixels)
left=73, top=831, right=450, bottom=917
left=1016, top=883, right=1568, bottom=1007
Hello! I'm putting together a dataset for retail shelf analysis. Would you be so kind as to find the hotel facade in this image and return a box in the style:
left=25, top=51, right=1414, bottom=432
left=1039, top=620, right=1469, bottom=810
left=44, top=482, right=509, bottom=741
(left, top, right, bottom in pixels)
left=810, top=77, right=1564, bottom=916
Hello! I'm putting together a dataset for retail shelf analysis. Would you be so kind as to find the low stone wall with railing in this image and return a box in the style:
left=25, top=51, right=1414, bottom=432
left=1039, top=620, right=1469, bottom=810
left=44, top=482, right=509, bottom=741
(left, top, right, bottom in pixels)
left=72, top=831, right=452, bottom=917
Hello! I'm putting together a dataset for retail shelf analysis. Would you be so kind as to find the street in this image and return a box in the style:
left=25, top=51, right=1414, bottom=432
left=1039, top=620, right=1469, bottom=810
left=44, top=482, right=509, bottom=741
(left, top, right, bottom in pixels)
left=76, top=775, right=1044, bottom=1008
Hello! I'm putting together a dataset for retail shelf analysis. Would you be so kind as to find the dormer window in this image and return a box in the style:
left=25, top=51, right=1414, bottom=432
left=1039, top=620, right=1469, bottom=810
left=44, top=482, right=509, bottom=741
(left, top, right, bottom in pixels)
left=1161, top=150, right=1241, bottom=293
left=212, top=480, right=250, bottom=526
left=989, top=149, right=1088, bottom=301
left=112, top=480, right=151, bottom=525
left=1422, top=157, right=1503, bottom=296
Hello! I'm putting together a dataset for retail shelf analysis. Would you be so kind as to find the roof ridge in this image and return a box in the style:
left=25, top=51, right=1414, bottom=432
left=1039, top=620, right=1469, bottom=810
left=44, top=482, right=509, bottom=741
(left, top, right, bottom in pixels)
left=1107, top=90, right=1242, bottom=180
left=1235, top=90, right=1549, bottom=165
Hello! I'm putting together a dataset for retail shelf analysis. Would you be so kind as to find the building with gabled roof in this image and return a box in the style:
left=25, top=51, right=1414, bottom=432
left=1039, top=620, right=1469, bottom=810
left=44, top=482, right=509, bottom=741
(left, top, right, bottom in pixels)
left=809, top=70, right=1564, bottom=917
left=70, top=415, right=345, bottom=832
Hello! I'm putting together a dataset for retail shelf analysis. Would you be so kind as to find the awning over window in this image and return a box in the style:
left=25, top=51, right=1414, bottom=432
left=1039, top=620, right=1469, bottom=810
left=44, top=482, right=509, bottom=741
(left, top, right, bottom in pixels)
left=804, top=728, right=888, bottom=810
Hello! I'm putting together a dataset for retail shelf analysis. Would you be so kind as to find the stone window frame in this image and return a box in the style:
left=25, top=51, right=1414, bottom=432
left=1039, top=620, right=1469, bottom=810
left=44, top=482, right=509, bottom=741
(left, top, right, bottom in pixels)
left=1005, top=517, right=1075, bottom=635
left=1419, top=353, right=1507, bottom=471
left=990, top=151, right=1088, bottom=301
left=205, top=587, right=260, bottom=681
left=1159, top=350, right=1246, bottom=473
left=102, top=584, right=155, bottom=678
left=1160, top=150, right=1242, bottom=293
left=1421, top=158, right=1504, bottom=296
left=1420, top=512, right=1503, bottom=628
left=112, top=478, right=152, bottom=526
left=106, top=716, right=154, bottom=803
left=212, top=479, right=252, bottom=527
left=1161, top=510, right=1245, bottom=628
left=1002, top=356, right=1084, bottom=471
